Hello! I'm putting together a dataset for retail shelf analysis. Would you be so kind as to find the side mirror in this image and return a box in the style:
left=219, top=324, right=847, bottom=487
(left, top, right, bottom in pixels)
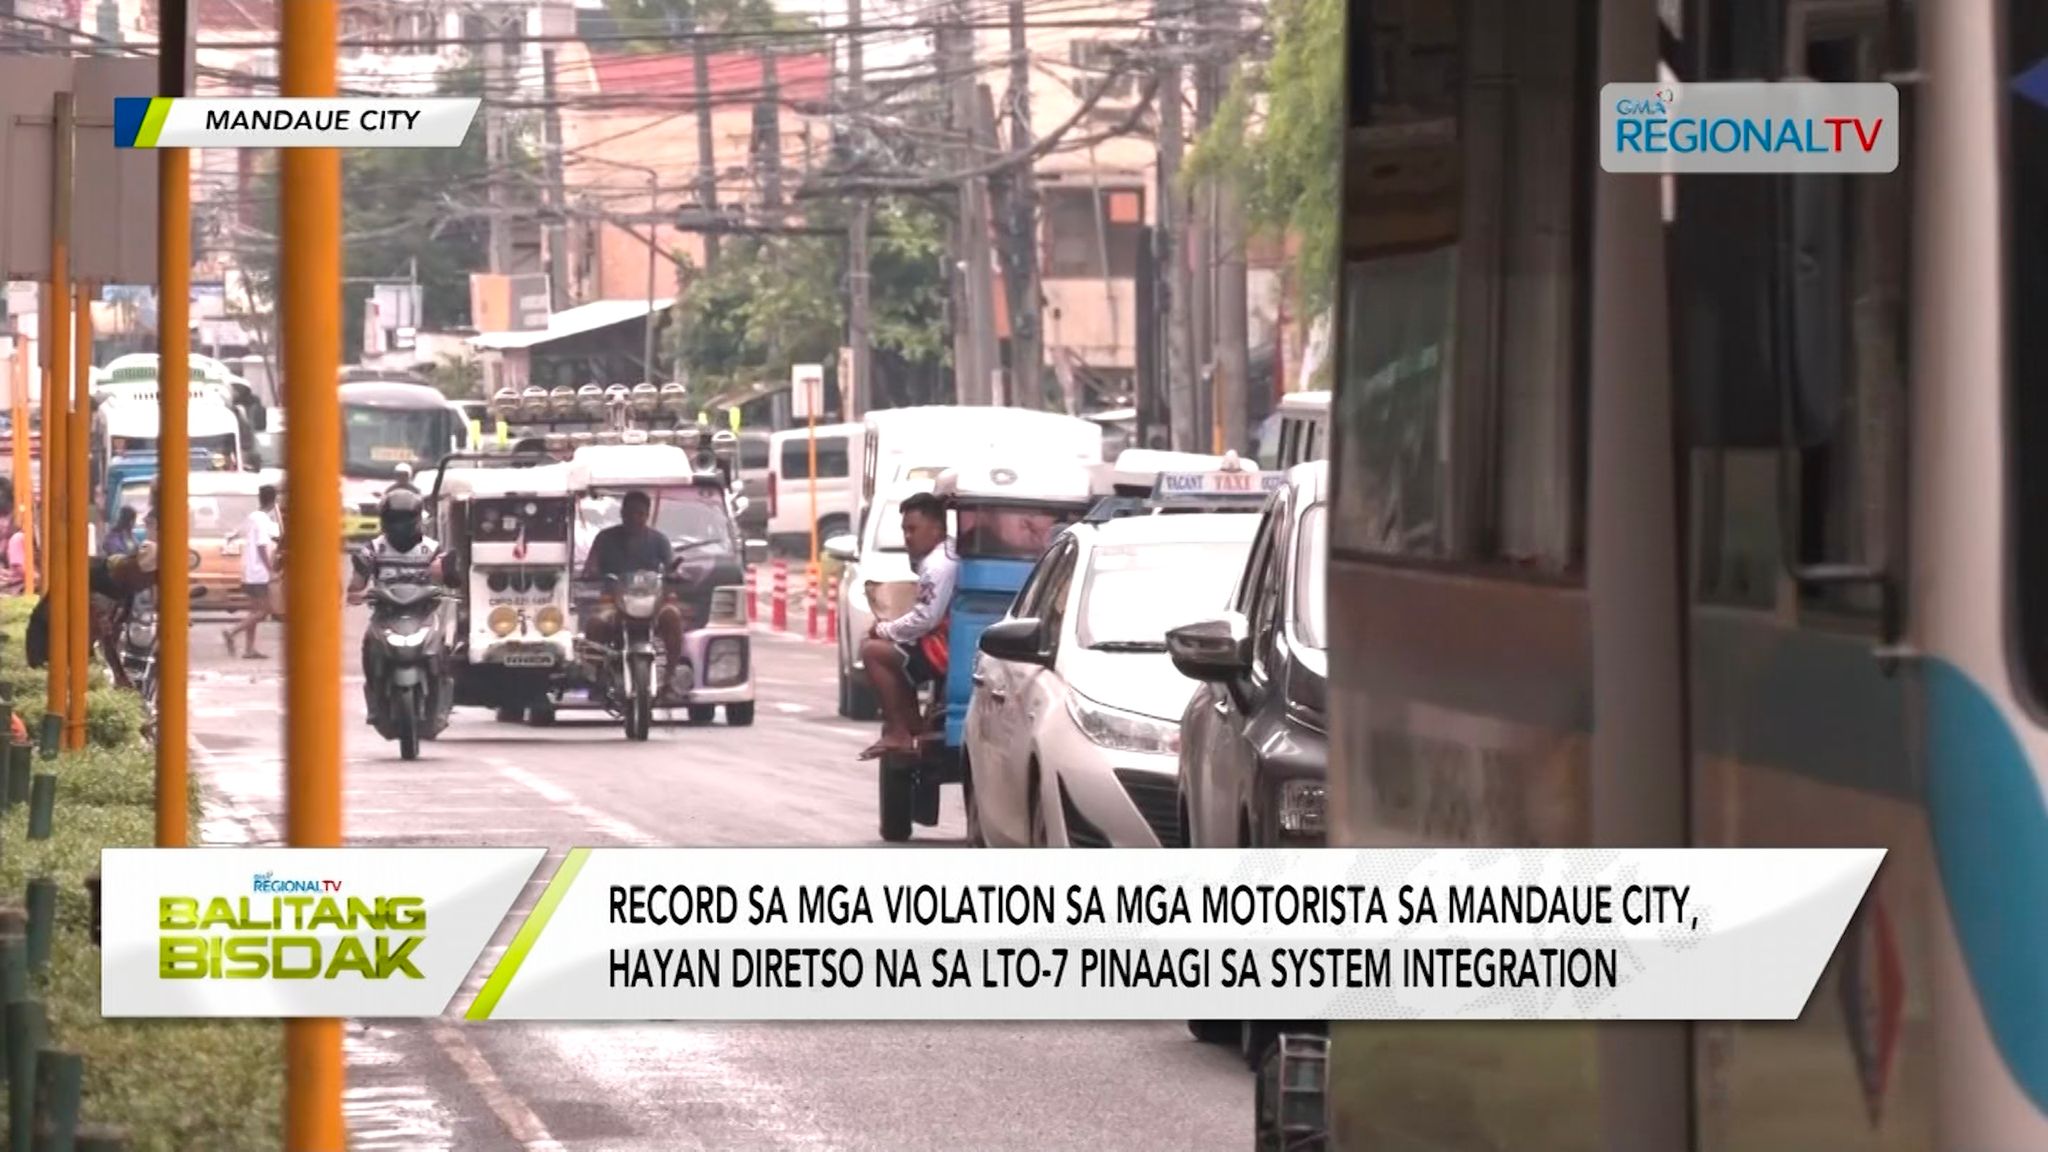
left=823, top=533, right=859, bottom=563
left=1166, top=613, right=1252, bottom=683
left=744, top=539, right=769, bottom=567
left=979, top=616, right=1051, bottom=667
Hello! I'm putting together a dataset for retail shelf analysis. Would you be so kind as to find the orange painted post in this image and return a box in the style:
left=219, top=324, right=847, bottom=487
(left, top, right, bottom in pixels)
left=66, top=285, right=90, bottom=751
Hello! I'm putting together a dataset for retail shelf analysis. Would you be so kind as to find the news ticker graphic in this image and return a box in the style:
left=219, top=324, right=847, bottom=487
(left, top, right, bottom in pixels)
left=111, top=98, right=479, bottom=149
left=1602, top=81, right=1899, bottom=174
left=100, top=847, right=1882, bottom=1021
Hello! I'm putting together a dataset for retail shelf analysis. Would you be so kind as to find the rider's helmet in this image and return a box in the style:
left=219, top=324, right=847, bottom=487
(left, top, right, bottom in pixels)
left=378, top=488, right=426, bottom=552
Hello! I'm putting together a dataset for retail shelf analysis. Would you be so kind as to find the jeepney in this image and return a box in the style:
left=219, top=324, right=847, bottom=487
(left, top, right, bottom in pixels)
left=429, top=450, right=584, bottom=723
left=190, top=470, right=272, bottom=615
left=875, top=458, right=1104, bottom=841
left=548, top=439, right=758, bottom=727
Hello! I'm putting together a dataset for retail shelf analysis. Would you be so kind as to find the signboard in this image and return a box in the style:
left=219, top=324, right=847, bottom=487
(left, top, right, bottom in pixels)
left=1156, top=470, right=1285, bottom=497
left=0, top=56, right=162, bottom=283
left=470, top=273, right=550, bottom=334
left=790, top=362, right=825, bottom=420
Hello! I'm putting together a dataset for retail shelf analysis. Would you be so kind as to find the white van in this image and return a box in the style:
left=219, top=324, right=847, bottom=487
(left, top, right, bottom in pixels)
left=767, top=422, right=862, bottom=552
left=856, top=406, right=1105, bottom=538
left=1255, top=389, right=1330, bottom=471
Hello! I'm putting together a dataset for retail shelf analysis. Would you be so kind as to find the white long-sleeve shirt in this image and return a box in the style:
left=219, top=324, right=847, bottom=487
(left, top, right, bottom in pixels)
left=878, top=539, right=960, bottom=643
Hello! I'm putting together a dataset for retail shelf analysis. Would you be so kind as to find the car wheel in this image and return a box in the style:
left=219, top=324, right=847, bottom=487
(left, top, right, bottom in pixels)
left=495, top=706, right=523, bottom=724
left=686, top=705, right=717, bottom=725
left=725, top=702, right=755, bottom=727
left=1187, top=1020, right=1235, bottom=1045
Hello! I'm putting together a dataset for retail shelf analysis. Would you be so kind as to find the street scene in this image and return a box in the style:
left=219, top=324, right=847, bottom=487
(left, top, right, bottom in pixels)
left=191, top=603, right=1253, bottom=1151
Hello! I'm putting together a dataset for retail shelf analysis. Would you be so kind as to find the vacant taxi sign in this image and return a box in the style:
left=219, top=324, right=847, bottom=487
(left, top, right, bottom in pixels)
left=1156, top=471, right=1284, bottom=497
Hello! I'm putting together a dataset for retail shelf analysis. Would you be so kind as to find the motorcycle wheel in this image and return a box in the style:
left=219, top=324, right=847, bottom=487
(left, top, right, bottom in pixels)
left=625, top=656, right=653, bottom=742
left=396, top=689, right=421, bottom=761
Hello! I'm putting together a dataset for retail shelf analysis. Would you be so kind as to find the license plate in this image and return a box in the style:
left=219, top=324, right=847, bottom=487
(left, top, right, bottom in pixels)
left=498, top=653, right=555, bottom=667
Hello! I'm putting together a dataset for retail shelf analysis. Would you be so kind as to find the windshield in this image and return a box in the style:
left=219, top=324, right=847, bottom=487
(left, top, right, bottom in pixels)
left=583, top=486, right=736, bottom=553
left=192, top=494, right=262, bottom=537
left=343, top=405, right=451, bottom=479
left=1076, top=541, right=1252, bottom=649
left=1295, top=504, right=1327, bottom=649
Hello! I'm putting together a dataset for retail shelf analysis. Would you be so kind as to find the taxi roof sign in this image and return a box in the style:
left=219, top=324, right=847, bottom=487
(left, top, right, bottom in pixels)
left=1154, top=470, right=1284, bottom=498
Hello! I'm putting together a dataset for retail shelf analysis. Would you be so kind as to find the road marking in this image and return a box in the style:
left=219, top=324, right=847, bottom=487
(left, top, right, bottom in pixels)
left=430, top=1023, right=568, bottom=1152
left=773, top=701, right=810, bottom=715
left=484, top=759, right=662, bottom=846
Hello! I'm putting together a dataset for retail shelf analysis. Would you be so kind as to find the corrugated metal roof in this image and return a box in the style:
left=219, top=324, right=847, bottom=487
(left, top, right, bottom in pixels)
left=469, top=298, right=675, bottom=352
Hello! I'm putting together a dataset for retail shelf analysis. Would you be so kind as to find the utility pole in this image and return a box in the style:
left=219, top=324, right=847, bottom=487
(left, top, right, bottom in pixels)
left=683, top=9, right=721, bottom=269
left=540, top=48, right=570, bottom=310
left=482, top=18, right=513, bottom=274
left=1191, top=4, right=1218, bottom=447
left=845, top=0, right=873, bottom=417
left=971, top=86, right=1003, bottom=406
left=1212, top=15, right=1249, bottom=455
left=997, top=0, right=1043, bottom=409
left=943, top=18, right=990, bottom=405
left=1153, top=0, right=1196, bottom=449
left=758, top=42, right=783, bottom=211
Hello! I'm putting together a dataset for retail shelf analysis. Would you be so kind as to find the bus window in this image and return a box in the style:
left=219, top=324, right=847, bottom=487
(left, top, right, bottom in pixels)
left=2012, top=0, right=2048, bottom=703
left=1330, top=0, right=1586, bottom=573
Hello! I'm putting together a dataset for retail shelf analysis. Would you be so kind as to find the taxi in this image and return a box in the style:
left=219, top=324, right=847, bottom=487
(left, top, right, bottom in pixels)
left=962, top=463, right=1280, bottom=847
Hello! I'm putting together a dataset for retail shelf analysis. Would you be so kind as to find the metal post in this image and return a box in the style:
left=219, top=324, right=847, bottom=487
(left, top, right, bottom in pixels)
left=643, top=173, right=657, bottom=386
left=66, top=287, right=89, bottom=751
left=844, top=0, right=871, bottom=419
left=806, top=405, right=819, bottom=584
left=9, top=333, right=32, bottom=598
left=281, top=1, right=345, bottom=1145
left=156, top=0, right=193, bottom=846
left=43, top=98, right=74, bottom=749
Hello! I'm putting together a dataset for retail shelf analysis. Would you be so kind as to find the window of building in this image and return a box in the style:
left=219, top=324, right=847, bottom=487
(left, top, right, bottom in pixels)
left=1043, top=187, right=1144, bottom=280
left=781, top=437, right=850, bottom=480
left=1069, top=41, right=1139, bottom=102
left=2011, top=0, right=2048, bottom=703
left=1330, top=0, right=1588, bottom=573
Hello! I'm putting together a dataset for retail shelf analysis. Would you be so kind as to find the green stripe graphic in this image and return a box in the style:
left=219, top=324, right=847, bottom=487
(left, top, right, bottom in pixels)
left=466, top=847, right=589, bottom=1020
left=136, top=98, right=173, bottom=148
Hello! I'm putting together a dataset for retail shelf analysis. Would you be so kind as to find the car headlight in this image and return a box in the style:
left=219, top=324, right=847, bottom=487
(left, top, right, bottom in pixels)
left=125, top=622, right=157, bottom=649
left=1064, top=692, right=1180, bottom=756
left=386, top=627, right=431, bottom=649
left=706, top=637, right=746, bottom=686
left=620, top=593, right=659, bottom=619
left=535, top=605, right=564, bottom=636
left=487, top=605, right=518, bottom=637
left=1276, top=779, right=1326, bottom=837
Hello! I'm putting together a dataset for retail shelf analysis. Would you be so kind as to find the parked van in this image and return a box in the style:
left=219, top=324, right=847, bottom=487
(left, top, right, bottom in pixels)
left=856, top=406, right=1105, bottom=539
left=1254, top=389, right=1330, bottom=472
left=767, top=422, right=862, bottom=553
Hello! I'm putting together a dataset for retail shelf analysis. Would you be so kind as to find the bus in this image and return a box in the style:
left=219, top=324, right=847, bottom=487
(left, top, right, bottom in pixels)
left=339, top=380, right=465, bottom=539
left=89, top=384, right=247, bottom=493
left=1317, top=1, right=2019, bottom=1148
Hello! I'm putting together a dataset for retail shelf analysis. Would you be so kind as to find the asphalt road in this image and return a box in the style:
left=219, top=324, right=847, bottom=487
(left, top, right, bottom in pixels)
left=188, top=606, right=1253, bottom=1151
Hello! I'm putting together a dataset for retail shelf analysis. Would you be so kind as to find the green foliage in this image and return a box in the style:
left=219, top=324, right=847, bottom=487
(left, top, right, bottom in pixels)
left=242, top=64, right=535, bottom=354
left=83, top=687, right=145, bottom=749
left=426, top=355, right=484, bottom=402
left=668, top=197, right=950, bottom=400
left=1186, top=0, right=1344, bottom=313
left=601, top=0, right=816, bottom=48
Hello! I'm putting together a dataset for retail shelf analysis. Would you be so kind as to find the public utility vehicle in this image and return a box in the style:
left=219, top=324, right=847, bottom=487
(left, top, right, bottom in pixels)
left=874, top=458, right=1102, bottom=842
left=341, top=380, right=467, bottom=542
left=430, top=448, right=583, bottom=724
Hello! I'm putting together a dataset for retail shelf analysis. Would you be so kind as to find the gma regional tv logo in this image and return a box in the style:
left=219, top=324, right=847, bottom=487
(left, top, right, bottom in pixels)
left=1601, top=81, right=1898, bottom=174
left=158, top=871, right=428, bottom=981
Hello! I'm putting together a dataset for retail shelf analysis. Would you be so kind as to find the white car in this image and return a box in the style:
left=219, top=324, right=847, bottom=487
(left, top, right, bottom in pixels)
left=964, top=510, right=1263, bottom=848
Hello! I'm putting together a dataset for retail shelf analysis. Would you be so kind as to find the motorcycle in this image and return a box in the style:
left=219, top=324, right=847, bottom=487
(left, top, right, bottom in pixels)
left=610, top=569, right=663, bottom=742
left=118, top=596, right=160, bottom=736
left=363, top=579, right=451, bottom=761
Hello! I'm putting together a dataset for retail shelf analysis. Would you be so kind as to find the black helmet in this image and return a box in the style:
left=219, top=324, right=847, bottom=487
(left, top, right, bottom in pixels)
left=379, top=487, right=425, bottom=552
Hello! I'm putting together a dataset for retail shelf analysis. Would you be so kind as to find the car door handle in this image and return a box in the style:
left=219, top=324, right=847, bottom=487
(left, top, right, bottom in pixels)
left=1212, top=698, right=1229, bottom=716
left=971, top=672, right=986, bottom=685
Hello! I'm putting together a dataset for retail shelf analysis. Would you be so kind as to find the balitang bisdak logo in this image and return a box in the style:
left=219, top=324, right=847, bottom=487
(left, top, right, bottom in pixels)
left=1601, top=81, right=1899, bottom=174
left=102, top=848, right=544, bottom=1018
left=157, top=870, right=428, bottom=980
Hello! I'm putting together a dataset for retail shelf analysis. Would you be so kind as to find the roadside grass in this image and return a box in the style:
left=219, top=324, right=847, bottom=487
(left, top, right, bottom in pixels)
left=0, top=595, right=284, bottom=1151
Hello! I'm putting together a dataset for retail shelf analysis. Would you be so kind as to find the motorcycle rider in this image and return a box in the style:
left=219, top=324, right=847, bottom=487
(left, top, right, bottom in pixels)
left=582, top=489, right=689, bottom=703
left=346, top=488, right=447, bottom=726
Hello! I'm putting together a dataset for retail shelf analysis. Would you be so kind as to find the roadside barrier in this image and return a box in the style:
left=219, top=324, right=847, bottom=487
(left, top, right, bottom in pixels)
left=825, top=573, right=839, bottom=643
left=805, top=569, right=821, bottom=641
left=770, top=561, right=789, bottom=632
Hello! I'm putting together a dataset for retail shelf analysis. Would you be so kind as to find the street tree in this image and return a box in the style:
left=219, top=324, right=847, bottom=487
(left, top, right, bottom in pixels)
left=1186, top=0, right=1343, bottom=315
